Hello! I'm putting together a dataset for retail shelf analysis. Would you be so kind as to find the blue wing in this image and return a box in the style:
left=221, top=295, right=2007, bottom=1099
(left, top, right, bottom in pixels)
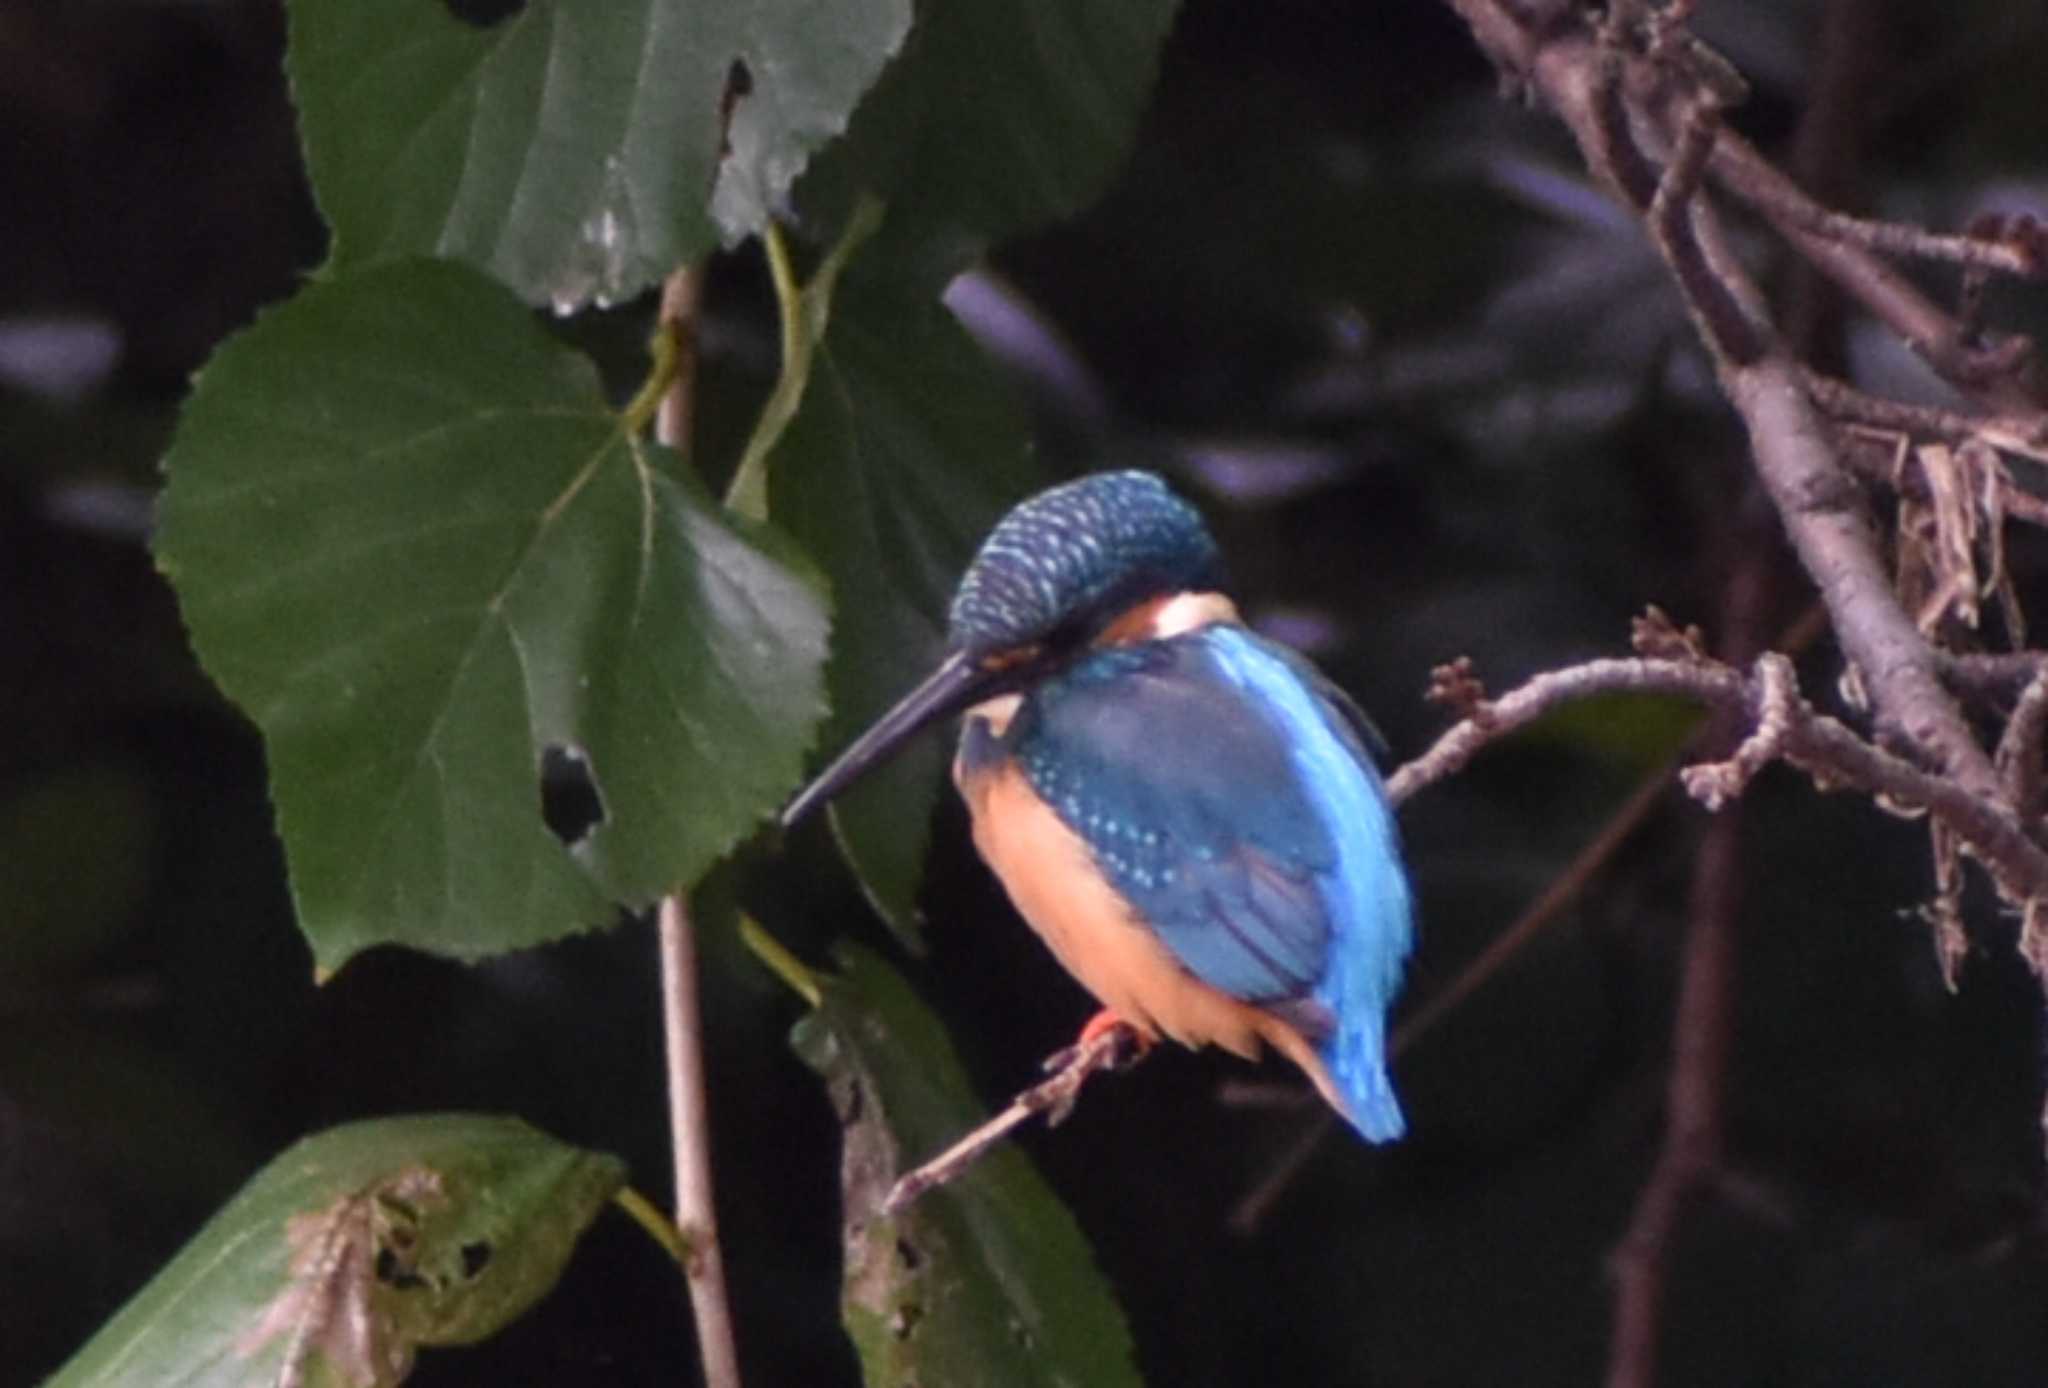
left=1009, top=626, right=1413, bottom=1139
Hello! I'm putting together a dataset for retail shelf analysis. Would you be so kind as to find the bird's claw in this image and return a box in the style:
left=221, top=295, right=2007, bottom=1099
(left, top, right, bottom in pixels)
left=1044, top=1010, right=1151, bottom=1075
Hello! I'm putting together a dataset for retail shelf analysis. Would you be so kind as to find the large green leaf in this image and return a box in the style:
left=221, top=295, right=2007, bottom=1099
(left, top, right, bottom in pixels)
left=155, top=258, right=829, bottom=970
left=798, top=0, right=1183, bottom=282
left=287, top=0, right=912, bottom=310
left=46, top=1115, right=626, bottom=1388
left=770, top=286, right=1044, bottom=944
left=792, top=943, right=1142, bottom=1388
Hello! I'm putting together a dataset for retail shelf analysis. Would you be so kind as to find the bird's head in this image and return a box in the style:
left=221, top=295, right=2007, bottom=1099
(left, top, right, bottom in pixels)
left=782, top=470, right=1224, bottom=826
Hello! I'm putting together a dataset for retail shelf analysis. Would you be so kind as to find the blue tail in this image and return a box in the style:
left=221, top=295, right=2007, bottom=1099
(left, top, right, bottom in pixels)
left=1201, top=629, right=1415, bottom=1142
left=1306, top=744, right=1412, bottom=1142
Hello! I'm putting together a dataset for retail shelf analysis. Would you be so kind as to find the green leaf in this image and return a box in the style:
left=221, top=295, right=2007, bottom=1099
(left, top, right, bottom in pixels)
left=287, top=0, right=912, bottom=310
left=799, top=0, right=1183, bottom=282
left=770, top=286, right=1044, bottom=944
left=155, top=258, right=829, bottom=970
left=46, top=1115, right=626, bottom=1388
left=792, top=943, right=1143, bottom=1388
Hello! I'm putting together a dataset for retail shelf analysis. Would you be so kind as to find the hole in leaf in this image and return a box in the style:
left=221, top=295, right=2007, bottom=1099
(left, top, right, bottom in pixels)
left=540, top=743, right=606, bottom=847
left=373, top=1246, right=427, bottom=1291
left=442, top=0, right=524, bottom=26
left=889, top=1300, right=922, bottom=1341
left=461, top=1240, right=493, bottom=1278
left=718, top=58, right=754, bottom=156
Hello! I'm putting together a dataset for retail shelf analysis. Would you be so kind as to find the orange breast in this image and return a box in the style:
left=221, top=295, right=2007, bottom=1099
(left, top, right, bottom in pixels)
left=953, top=752, right=1349, bottom=1115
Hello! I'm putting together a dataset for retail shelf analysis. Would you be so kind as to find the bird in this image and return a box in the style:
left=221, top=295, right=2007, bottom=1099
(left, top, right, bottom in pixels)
left=781, top=470, right=1414, bottom=1141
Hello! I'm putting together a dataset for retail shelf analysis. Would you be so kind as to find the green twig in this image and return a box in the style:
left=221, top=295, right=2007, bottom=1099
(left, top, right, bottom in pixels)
left=613, top=1185, right=694, bottom=1269
left=620, top=311, right=685, bottom=439
left=725, top=196, right=885, bottom=521
left=738, top=915, right=823, bottom=1008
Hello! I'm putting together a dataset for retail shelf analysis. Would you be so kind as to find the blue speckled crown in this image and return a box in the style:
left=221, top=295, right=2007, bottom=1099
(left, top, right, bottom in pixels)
left=947, top=471, right=1223, bottom=654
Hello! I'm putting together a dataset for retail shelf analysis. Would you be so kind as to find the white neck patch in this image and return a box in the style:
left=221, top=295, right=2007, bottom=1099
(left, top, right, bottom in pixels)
left=1147, top=591, right=1241, bottom=638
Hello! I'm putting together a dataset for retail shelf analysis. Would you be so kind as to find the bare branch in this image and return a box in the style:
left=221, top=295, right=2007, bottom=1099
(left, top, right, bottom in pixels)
left=1648, top=97, right=1764, bottom=365
left=1996, top=664, right=2048, bottom=821
left=1607, top=775, right=1742, bottom=1388
left=1802, top=370, right=2048, bottom=457
left=658, top=894, right=743, bottom=1388
left=653, top=267, right=743, bottom=1388
left=1940, top=650, right=2048, bottom=700
left=1709, top=127, right=2047, bottom=411
left=1395, top=641, right=2048, bottom=902
left=1680, top=652, right=1796, bottom=809
left=1720, top=166, right=2042, bottom=280
left=1391, top=656, right=1735, bottom=804
left=1433, top=0, right=2007, bottom=801
left=883, top=1023, right=1142, bottom=1213
left=1726, top=358, right=2001, bottom=798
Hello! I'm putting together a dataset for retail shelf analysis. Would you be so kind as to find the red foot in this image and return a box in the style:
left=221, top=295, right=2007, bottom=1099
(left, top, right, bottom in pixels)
left=1042, top=1009, right=1153, bottom=1074
left=1076, top=1008, right=1135, bottom=1049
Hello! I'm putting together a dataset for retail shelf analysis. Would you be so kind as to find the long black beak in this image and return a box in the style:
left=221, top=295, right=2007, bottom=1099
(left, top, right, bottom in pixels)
left=781, top=651, right=1009, bottom=829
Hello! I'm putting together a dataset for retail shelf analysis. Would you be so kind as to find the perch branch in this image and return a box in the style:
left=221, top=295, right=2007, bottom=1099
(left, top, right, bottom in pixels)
left=882, top=1022, right=1142, bottom=1214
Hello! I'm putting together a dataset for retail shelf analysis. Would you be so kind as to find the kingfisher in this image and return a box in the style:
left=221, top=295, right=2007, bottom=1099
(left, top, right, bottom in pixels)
left=782, top=470, right=1413, bottom=1141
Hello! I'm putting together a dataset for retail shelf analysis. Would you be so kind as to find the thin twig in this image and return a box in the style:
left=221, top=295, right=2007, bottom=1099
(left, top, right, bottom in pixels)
left=1414, top=763, right=1678, bottom=1036
left=1397, top=644, right=2048, bottom=900
left=1226, top=1112, right=1338, bottom=1236
left=882, top=1023, right=1141, bottom=1214
left=1387, top=656, right=1741, bottom=803
left=1719, top=162, right=2040, bottom=280
left=1996, top=664, right=2048, bottom=822
left=1708, top=127, right=2046, bottom=410
left=1605, top=779, right=1742, bottom=1388
left=656, top=266, right=708, bottom=459
left=1939, top=649, right=2048, bottom=699
left=659, top=894, right=742, bottom=1388
left=659, top=896, right=741, bottom=1383
left=1802, top=369, right=2048, bottom=457
left=1648, top=97, right=1763, bottom=365
left=1679, top=652, right=1795, bottom=809
left=651, top=262, right=743, bottom=1388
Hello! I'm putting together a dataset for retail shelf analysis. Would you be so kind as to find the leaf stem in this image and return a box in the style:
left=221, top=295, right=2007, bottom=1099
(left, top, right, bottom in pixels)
left=763, top=220, right=804, bottom=383
left=621, top=314, right=683, bottom=440
left=738, top=916, right=822, bottom=1008
left=613, top=1184, right=693, bottom=1269
left=725, top=197, right=885, bottom=521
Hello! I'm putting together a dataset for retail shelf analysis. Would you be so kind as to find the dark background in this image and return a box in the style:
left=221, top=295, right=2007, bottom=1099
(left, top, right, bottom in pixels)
left=7, top=1, right=2048, bottom=1383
